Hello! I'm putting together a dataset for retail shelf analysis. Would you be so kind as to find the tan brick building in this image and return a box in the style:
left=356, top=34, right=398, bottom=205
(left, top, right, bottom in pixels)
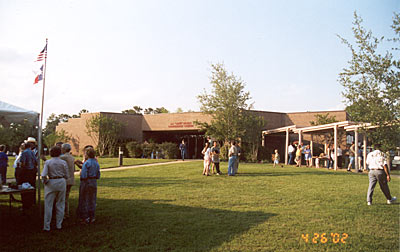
left=57, top=110, right=348, bottom=157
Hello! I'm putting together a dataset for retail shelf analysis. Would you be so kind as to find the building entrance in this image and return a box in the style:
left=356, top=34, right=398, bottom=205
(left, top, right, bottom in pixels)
left=143, top=130, right=206, bottom=159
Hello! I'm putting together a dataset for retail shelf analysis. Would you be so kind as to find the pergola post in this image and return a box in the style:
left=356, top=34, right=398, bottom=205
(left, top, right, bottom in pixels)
left=298, top=130, right=302, bottom=145
left=354, top=127, right=359, bottom=170
left=334, top=124, right=338, bottom=171
left=285, top=128, right=289, bottom=165
left=363, top=134, right=367, bottom=171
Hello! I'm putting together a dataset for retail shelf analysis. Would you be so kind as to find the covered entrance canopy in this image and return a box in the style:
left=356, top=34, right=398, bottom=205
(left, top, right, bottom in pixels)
left=0, top=101, right=39, bottom=126
left=0, top=101, right=41, bottom=215
left=263, top=121, right=369, bottom=170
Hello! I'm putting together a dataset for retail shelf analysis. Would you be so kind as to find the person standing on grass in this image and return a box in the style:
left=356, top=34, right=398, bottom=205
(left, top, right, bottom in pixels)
left=13, top=143, right=25, bottom=185
left=0, top=145, right=8, bottom=184
left=201, top=142, right=211, bottom=176
left=304, top=145, right=312, bottom=167
left=273, top=149, right=280, bottom=168
left=366, top=144, right=396, bottom=206
left=295, top=144, right=302, bottom=167
left=19, top=141, right=38, bottom=212
left=211, top=141, right=221, bottom=175
left=358, top=146, right=363, bottom=172
left=77, top=147, right=100, bottom=224
left=41, top=146, right=69, bottom=231
left=228, top=141, right=238, bottom=176
left=60, top=143, right=75, bottom=219
left=347, top=142, right=355, bottom=171
left=179, top=139, right=187, bottom=161
left=288, top=143, right=295, bottom=165
left=327, top=145, right=334, bottom=169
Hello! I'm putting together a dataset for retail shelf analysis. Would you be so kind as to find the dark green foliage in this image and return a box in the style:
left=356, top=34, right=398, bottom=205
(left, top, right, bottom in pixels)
left=159, top=142, right=177, bottom=159
left=86, top=114, right=124, bottom=156
left=309, top=113, right=338, bottom=126
left=43, top=113, right=71, bottom=137
left=126, top=141, right=143, bottom=158
left=122, top=106, right=143, bottom=115
left=0, top=120, right=37, bottom=152
left=43, top=129, right=71, bottom=147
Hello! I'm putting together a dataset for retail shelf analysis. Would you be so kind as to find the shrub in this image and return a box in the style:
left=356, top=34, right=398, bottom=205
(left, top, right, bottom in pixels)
left=159, top=142, right=177, bottom=159
left=126, top=141, right=143, bottom=158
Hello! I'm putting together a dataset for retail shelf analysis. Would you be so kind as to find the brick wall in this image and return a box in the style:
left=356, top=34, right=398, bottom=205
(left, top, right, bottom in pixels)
left=57, top=113, right=99, bottom=155
left=56, top=110, right=348, bottom=156
left=285, top=110, right=348, bottom=127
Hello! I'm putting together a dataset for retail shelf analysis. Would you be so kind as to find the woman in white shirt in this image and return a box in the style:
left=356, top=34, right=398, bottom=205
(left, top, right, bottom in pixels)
left=201, top=142, right=211, bottom=176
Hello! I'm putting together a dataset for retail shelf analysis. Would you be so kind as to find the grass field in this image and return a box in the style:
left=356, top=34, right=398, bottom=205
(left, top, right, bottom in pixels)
left=5, top=157, right=173, bottom=179
left=1, top=162, right=399, bottom=251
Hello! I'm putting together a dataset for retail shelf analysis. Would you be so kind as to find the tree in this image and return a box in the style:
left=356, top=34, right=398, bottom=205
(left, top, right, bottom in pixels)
left=241, top=113, right=265, bottom=161
left=197, top=63, right=266, bottom=161
left=309, top=113, right=345, bottom=147
left=309, top=113, right=338, bottom=126
left=154, top=107, right=169, bottom=114
left=122, top=106, right=143, bottom=115
left=143, top=107, right=169, bottom=114
left=44, top=129, right=71, bottom=147
left=86, top=114, right=124, bottom=156
left=175, top=107, right=184, bottom=113
left=338, top=12, right=400, bottom=151
left=144, top=108, right=154, bottom=115
left=72, top=109, right=89, bottom=118
left=43, top=113, right=71, bottom=137
left=0, top=120, right=37, bottom=152
left=197, top=63, right=253, bottom=142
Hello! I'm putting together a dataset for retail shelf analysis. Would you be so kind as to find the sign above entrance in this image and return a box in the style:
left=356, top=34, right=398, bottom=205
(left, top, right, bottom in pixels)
left=168, top=121, right=194, bottom=128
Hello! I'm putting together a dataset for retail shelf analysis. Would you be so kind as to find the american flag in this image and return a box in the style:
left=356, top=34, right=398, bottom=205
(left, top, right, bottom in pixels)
left=35, top=44, right=47, bottom=62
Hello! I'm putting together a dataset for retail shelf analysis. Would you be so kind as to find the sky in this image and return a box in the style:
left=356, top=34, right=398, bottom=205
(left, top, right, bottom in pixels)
left=0, top=0, right=399, bottom=123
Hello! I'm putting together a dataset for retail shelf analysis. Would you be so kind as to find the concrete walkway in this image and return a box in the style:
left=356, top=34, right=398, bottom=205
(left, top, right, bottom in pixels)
left=82, top=159, right=199, bottom=174
left=5, top=160, right=200, bottom=183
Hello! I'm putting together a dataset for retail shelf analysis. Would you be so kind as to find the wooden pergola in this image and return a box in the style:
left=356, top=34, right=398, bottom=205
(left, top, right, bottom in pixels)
left=263, top=121, right=365, bottom=170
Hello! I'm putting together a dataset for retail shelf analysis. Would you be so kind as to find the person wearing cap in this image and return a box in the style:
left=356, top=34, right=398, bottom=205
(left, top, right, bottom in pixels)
left=366, top=144, right=397, bottom=205
left=41, top=146, right=69, bottom=231
left=26, top=137, right=38, bottom=158
left=19, top=141, right=38, bottom=211
left=60, top=143, right=75, bottom=219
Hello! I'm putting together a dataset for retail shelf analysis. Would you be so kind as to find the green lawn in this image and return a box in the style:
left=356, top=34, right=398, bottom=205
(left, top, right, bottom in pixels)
left=1, top=162, right=399, bottom=251
left=6, top=157, right=174, bottom=178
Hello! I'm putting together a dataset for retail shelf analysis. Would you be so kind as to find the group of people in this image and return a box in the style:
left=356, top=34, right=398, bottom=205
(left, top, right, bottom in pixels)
left=201, top=140, right=241, bottom=176
left=287, top=142, right=357, bottom=170
left=1, top=137, right=101, bottom=232
left=287, top=143, right=314, bottom=168
left=41, top=143, right=101, bottom=231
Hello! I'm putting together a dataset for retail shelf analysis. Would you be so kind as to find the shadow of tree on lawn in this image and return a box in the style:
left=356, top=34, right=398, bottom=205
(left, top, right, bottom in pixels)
left=1, top=174, right=276, bottom=252
left=1, top=198, right=275, bottom=252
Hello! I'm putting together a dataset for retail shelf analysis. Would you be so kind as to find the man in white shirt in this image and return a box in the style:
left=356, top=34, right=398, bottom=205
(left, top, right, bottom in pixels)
left=366, top=145, right=396, bottom=205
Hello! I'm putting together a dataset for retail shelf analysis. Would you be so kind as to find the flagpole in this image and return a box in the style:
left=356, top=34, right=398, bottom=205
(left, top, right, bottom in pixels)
left=37, top=38, right=48, bottom=217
